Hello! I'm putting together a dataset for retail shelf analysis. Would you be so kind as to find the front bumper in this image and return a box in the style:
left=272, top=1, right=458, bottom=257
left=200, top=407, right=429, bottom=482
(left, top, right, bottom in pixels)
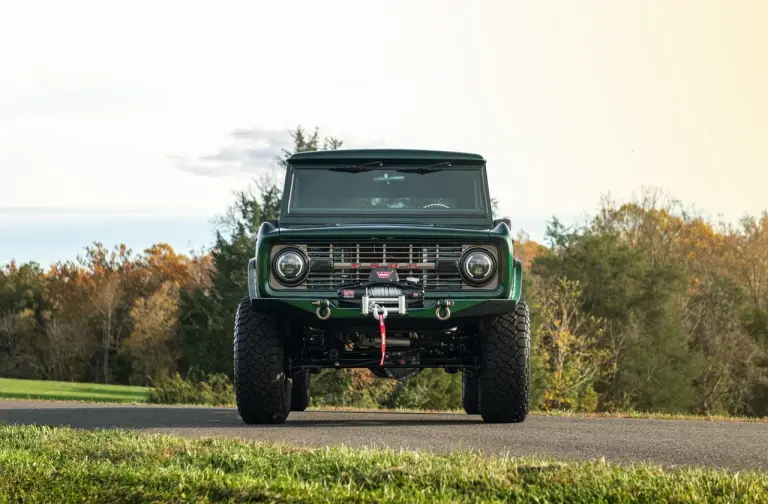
left=248, top=296, right=519, bottom=330
left=247, top=256, right=522, bottom=330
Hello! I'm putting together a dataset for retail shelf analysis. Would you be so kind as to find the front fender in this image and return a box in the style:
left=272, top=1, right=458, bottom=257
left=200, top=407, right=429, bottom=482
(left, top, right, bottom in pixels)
left=512, top=258, right=523, bottom=302
left=248, top=258, right=258, bottom=299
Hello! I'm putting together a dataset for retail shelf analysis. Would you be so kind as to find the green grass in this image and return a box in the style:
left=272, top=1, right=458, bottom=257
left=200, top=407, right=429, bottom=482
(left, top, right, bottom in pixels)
left=0, top=425, right=765, bottom=503
left=530, top=408, right=768, bottom=423
left=0, top=377, right=148, bottom=403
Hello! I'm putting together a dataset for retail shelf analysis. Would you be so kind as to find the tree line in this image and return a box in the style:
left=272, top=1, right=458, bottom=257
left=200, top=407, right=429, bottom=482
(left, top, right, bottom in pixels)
left=2, top=126, right=766, bottom=416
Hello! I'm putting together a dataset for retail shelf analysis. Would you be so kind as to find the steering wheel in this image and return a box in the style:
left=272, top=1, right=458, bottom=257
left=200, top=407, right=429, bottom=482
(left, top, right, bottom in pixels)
left=422, top=203, right=451, bottom=209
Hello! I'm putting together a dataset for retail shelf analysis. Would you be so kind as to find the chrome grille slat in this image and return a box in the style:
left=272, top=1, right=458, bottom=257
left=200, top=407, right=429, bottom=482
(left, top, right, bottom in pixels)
left=305, top=241, right=463, bottom=291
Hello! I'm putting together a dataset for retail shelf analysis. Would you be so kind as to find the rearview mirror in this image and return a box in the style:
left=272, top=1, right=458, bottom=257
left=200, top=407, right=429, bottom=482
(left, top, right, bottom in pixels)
left=372, top=173, right=405, bottom=183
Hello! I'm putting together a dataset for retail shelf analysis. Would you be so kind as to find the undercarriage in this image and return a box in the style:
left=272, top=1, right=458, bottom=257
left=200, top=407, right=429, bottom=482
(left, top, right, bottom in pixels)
left=285, top=274, right=479, bottom=378
left=290, top=324, right=478, bottom=381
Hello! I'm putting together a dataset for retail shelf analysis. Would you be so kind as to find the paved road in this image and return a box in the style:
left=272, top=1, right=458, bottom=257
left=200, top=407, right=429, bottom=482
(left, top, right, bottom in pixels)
left=1, top=401, right=766, bottom=471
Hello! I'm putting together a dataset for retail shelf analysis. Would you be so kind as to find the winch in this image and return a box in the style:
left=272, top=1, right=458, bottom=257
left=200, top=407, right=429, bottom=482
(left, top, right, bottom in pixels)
left=334, top=268, right=425, bottom=365
left=336, top=267, right=424, bottom=317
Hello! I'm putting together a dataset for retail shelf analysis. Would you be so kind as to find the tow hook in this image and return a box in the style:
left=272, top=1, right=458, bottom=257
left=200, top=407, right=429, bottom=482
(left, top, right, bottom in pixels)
left=369, top=302, right=389, bottom=365
left=312, top=299, right=331, bottom=320
left=435, top=300, right=454, bottom=321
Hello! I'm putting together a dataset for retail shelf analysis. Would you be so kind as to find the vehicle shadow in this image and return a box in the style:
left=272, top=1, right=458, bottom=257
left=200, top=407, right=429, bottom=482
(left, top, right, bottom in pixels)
left=0, top=405, right=480, bottom=430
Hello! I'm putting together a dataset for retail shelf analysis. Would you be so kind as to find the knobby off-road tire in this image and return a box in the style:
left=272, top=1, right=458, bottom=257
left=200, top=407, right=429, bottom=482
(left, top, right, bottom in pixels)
left=461, top=372, right=480, bottom=415
left=478, top=297, right=531, bottom=423
left=233, top=297, right=291, bottom=424
left=291, top=369, right=311, bottom=411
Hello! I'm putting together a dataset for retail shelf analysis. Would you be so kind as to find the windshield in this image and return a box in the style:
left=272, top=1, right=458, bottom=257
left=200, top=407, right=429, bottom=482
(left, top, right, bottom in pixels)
left=286, top=167, right=489, bottom=215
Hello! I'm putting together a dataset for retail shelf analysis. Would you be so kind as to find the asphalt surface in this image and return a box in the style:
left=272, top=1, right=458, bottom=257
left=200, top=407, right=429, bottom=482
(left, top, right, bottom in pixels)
left=1, top=401, right=767, bottom=471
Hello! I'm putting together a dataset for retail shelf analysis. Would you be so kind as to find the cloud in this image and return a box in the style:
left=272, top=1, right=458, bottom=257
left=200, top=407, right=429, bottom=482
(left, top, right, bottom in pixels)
left=172, top=127, right=294, bottom=178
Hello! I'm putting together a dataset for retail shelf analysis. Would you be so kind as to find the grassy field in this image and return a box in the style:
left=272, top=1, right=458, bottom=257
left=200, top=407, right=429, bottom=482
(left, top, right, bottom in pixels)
left=0, top=377, right=148, bottom=403
left=0, top=424, right=765, bottom=503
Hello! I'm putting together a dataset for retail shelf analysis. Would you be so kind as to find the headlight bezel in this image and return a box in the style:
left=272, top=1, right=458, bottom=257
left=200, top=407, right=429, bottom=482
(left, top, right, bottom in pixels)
left=271, top=246, right=309, bottom=286
left=459, top=247, right=497, bottom=286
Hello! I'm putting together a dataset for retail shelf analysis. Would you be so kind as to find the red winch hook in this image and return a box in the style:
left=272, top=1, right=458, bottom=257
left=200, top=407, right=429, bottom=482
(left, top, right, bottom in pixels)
left=378, top=312, right=387, bottom=366
left=371, top=302, right=388, bottom=366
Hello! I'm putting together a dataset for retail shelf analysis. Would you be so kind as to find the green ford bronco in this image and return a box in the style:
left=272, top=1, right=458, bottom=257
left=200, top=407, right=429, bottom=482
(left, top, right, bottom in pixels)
left=234, top=149, right=530, bottom=424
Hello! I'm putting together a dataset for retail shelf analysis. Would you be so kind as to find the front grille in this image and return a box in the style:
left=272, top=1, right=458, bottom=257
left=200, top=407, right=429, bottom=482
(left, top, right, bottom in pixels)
left=304, top=241, right=464, bottom=291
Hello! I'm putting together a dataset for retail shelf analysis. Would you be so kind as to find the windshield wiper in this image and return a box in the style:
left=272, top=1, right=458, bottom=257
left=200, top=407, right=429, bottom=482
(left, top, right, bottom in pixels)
left=327, top=161, right=384, bottom=173
left=395, top=161, right=452, bottom=174
left=335, top=223, right=436, bottom=227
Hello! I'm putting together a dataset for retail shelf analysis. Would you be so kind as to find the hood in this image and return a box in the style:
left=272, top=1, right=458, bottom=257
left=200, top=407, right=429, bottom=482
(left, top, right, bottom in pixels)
left=274, top=222, right=509, bottom=241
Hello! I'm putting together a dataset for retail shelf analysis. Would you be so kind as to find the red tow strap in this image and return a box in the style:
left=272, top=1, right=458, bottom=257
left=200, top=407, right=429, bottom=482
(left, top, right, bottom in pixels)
left=379, top=313, right=387, bottom=366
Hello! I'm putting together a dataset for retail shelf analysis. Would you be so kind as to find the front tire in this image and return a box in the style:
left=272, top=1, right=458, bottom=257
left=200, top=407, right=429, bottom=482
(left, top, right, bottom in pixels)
left=478, top=297, right=531, bottom=423
left=233, top=297, right=291, bottom=424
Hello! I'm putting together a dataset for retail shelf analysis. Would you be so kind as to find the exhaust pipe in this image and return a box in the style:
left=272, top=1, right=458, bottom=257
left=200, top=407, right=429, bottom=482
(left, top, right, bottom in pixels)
left=358, top=335, right=410, bottom=348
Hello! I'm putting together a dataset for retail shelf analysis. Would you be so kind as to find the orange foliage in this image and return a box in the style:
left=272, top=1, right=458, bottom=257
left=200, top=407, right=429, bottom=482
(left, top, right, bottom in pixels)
left=515, top=238, right=547, bottom=271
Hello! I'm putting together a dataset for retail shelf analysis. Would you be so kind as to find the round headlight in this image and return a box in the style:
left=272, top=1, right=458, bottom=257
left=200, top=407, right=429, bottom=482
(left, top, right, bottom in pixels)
left=461, top=249, right=495, bottom=285
left=273, top=248, right=308, bottom=285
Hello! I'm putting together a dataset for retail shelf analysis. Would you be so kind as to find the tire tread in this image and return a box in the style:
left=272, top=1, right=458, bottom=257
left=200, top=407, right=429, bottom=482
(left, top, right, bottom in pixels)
left=478, top=297, right=531, bottom=423
left=233, top=297, right=291, bottom=424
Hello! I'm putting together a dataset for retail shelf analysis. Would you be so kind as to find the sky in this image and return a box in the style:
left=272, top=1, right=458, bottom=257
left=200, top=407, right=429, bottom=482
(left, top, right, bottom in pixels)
left=1, top=0, right=766, bottom=267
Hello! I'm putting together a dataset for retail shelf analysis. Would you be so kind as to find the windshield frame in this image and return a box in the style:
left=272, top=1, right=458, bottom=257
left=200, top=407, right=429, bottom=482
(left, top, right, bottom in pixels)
left=279, top=163, right=494, bottom=227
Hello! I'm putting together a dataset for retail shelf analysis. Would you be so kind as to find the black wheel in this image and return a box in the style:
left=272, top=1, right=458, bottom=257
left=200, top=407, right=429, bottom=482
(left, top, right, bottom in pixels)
left=291, top=369, right=310, bottom=411
left=461, top=371, right=479, bottom=415
left=477, top=297, right=530, bottom=423
left=233, top=297, right=291, bottom=424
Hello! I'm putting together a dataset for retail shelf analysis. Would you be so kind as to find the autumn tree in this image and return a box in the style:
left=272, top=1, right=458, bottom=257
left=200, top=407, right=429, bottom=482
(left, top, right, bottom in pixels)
left=42, top=260, right=103, bottom=381
left=533, top=211, right=697, bottom=412
left=122, top=282, right=180, bottom=385
left=79, top=243, right=135, bottom=384
left=0, top=261, right=48, bottom=378
left=0, top=309, right=41, bottom=378
left=532, top=277, right=608, bottom=411
left=514, top=231, right=548, bottom=271
left=136, top=243, right=194, bottom=291
left=731, top=212, right=768, bottom=310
